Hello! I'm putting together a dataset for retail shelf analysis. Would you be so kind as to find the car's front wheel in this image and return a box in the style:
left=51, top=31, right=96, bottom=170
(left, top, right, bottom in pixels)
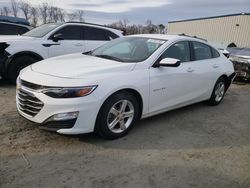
left=207, top=77, right=227, bottom=106
left=8, top=55, right=38, bottom=84
left=95, top=92, right=139, bottom=139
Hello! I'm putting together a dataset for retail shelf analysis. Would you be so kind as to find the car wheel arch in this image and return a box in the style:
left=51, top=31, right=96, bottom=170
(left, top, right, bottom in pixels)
left=218, top=74, right=230, bottom=90
left=6, top=51, right=44, bottom=68
left=97, top=88, right=144, bottom=123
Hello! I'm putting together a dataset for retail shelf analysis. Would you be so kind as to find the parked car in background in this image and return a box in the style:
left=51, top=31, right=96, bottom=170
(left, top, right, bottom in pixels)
left=228, top=47, right=250, bottom=81
left=0, top=22, right=123, bottom=83
left=16, top=34, right=235, bottom=139
left=0, top=16, right=32, bottom=35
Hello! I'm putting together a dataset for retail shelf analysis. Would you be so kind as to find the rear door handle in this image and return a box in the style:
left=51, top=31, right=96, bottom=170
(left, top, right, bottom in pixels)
left=187, top=68, right=194, bottom=73
left=75, top=43, right=83, bottom=47
left=213, top=64, right=219, bottom=68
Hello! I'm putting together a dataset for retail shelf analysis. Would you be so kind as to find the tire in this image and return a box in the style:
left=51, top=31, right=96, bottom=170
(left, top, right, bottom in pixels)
left=207, top=77, right=227, bottom=106
left=8, top=56, right=38, bottom=84
left=95, top=91, right=139, bottom=140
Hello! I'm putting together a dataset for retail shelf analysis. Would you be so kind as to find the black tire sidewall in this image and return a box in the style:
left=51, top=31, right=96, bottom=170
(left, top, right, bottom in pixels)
left=8, top=56, right=37, bottom=84
left=95, top=92, right=139, bottom=139
left=208, top=77, right=227, bottom=106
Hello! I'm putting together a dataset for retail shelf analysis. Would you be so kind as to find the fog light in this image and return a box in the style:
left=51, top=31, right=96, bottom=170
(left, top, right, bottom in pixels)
left=46, top=111, right=79, bottom=122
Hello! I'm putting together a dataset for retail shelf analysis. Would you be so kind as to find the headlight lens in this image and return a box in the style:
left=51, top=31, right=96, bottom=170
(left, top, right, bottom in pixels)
left=42, top=86, right=97, bottom=98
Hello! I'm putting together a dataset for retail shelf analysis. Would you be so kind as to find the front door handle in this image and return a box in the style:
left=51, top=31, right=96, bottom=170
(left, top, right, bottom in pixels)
left=213, top=64, right=219, bottom=68
left=187, top=68, right=194, bottom=73
left=75, top=43, right=83, bottom=47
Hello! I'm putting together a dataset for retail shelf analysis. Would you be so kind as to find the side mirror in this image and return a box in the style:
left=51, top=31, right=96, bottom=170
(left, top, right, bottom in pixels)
left=158, top=58, right=181, bottom=67
left=52, top=33, right=64, bottom=42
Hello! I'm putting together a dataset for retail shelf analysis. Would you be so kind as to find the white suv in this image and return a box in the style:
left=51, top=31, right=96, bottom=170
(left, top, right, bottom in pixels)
left=0, top=22, right=123, bottom=83
left=16, top=34, right=235, bottom=139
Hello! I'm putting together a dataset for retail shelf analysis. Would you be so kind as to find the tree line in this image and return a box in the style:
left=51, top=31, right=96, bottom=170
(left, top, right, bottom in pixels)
left=0, top=0, right=166, bottom=34
left=0, top=0, right=84, bottom=26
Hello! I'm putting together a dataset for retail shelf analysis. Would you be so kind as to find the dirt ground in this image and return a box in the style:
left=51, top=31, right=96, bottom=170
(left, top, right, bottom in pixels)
left=0, top=81, right=250, bottom=188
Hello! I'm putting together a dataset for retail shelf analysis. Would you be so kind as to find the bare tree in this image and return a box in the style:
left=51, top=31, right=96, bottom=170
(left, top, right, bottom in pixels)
left=76, top=10, right=84, bottom=22
left=67, top=12, right=77, bottom=21
left=19, top=1, right=31, bottom=20
left=58, top=8, right=66, bottom=22
left=2, top=6, right=11, bottom=16
left=11, top=0, right=19, bottom=17
left=158, top=24, right=165, bottom=34
left=30, top=7, right=38, bottom=26
left=39, top=3, right=49, bottom=24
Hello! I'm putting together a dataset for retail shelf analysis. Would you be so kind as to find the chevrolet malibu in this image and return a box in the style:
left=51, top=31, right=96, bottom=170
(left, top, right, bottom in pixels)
left=16, top=34, right=235, bottom=139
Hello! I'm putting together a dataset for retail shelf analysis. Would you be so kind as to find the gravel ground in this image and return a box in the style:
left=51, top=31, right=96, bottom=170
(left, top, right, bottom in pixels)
left=0, top=81, right=250, bottom=188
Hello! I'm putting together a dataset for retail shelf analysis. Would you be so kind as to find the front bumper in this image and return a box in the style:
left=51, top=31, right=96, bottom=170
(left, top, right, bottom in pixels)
left=16, top=86, right=101, bottom=135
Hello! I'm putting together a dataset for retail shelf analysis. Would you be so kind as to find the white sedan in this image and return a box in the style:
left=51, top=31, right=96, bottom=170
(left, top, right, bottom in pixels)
left=16, top=34, right=235, bottom=139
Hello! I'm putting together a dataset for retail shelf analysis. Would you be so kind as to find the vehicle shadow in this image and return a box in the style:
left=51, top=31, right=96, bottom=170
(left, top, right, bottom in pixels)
left=77, top=93, right=250, bottom=150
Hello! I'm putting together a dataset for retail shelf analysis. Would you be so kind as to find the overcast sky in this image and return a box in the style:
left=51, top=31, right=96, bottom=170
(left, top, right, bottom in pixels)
left=0, top=0, right=250, bottom=24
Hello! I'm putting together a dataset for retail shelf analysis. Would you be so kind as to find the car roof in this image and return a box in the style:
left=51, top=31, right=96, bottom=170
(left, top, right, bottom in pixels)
left=129, top=34, right=208, bottom=43
left=64, top=22, right=123, bottom=34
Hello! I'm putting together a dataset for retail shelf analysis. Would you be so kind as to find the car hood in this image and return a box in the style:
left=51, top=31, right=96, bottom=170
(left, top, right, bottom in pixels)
left=0, top=35, right=35, bottom=42
left=31, top=53, right=136, bottom=79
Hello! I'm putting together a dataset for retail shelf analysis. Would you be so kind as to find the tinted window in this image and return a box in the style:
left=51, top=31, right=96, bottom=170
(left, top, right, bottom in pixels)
left=0, top=23, right=29, bottom=35
left=193, top=42, right=212, bottom=60
left=161, top=41, right=190, bottom=62
left=211, top=47, right=220, bottom=58
left=83, top=26, right=116, bottom=41
left=53, top=26, right=81, bottom=40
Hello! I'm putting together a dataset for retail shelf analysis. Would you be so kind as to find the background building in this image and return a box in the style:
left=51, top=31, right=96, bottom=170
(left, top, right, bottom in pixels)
left=167, top=13, right=250, bottom=48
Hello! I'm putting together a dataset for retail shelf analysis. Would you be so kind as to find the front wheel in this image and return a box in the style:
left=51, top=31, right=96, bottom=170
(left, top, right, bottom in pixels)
left=207, top=77, right=227, bottom=106
left=8, top=56, right=38, bottom=84
left=95, top=92, right=139, bottom=139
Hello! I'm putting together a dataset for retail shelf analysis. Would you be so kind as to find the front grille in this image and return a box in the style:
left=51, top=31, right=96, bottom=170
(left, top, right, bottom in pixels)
left=17, top=88, right=44, bottom=117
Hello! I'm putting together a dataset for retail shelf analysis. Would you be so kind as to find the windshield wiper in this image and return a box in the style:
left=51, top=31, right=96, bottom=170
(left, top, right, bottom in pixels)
left=94, top=54, right=124, bottom=62
left=82, top=51, right=92, bottom=55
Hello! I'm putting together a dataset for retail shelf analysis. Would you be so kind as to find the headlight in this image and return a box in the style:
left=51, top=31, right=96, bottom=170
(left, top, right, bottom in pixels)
left=42, top=86, right=97, bottom=98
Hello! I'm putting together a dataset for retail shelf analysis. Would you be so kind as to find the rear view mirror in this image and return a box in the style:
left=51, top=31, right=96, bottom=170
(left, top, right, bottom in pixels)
left=159, top=58, right=181, bottom=67
left=52, top=33, right=64, bottom=42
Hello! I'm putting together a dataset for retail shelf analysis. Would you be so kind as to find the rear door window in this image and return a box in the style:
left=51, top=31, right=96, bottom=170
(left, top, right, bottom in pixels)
left=192, top=41, right=212, bottom=60
left=211, top=47, right=220, bottom=58
left=82, top=26, right=116, bottom=41
left=52, top=26, right=81, bottom=40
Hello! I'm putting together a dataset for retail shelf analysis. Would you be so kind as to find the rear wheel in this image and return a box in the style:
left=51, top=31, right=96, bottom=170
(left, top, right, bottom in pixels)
left=207, top=77, right=227, bottom=106
left=8, top=56, right=38, bottom=84
left=95, top=92, right=139, bottom=139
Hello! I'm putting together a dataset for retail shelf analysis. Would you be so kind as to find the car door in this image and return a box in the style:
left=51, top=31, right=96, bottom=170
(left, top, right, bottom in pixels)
left=149, top=41, right=201, bottom=114
left=190, top=41, right=222, bottom=98
left=47, top=25, right=85, bottom=58
left=82, top=26, right=114, bottom=52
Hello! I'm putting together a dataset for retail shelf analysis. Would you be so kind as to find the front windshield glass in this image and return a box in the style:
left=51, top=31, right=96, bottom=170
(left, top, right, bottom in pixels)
left=23, top=23, right=62, bottom=38
left=91, top=37, right=166, bottom=62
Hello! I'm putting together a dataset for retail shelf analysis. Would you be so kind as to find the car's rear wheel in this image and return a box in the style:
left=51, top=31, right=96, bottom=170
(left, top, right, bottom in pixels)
left=207, top=77, right=227, bottom=106
left=8, top=56, right=38, bottom=84
left=95, top=92, right=139, bottom=139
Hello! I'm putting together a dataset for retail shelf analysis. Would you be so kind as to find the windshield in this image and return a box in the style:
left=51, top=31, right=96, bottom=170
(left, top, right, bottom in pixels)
left=23, top=23, right=62, bottom=38
left=91, top=37, right=166, bottom=62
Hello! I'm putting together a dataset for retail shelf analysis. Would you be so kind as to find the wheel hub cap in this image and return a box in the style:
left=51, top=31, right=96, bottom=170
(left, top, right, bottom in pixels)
left=107, top=100, right=135, bottom=134
left=215, top=82, right=225, bottom=102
